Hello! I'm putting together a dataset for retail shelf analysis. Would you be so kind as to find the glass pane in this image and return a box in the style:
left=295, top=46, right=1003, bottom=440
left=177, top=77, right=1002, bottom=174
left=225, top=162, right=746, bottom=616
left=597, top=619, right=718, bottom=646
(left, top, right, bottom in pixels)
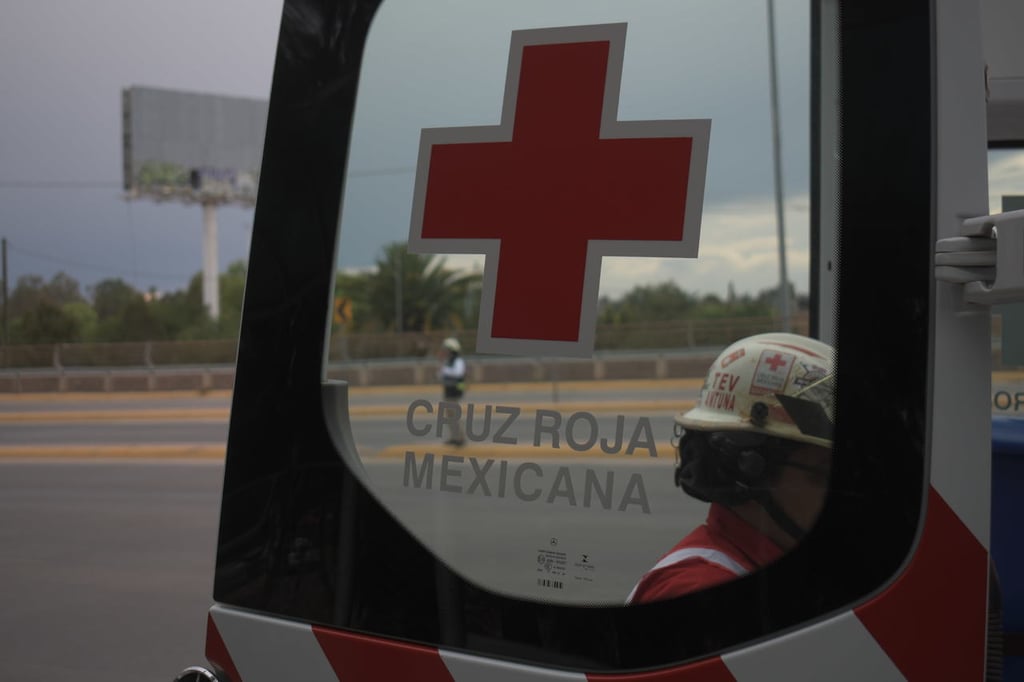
left=989, top=148, right=1024, bottom=418
left=326, top=0, right=825, bottom=606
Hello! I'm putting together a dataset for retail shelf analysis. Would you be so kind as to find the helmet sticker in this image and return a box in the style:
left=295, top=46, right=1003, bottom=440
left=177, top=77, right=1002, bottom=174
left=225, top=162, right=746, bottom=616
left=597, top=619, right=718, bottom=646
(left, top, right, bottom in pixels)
left=792, top=361, right=827, bottom=389
left=701, top=387, right=737, bottom=412
left=751, top=350, right=795, bottom=395
left=764, top=341, right=829, bottom=360
left=794, top=375, right=836, bottom=422
left=700, top=371, right=742, bottom=412
left=720, top=347, right=746, bottom=368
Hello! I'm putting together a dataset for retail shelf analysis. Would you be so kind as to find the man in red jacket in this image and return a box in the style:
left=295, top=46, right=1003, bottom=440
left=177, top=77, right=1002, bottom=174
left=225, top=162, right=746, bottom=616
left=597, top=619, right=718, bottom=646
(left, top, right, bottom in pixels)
left=627, top=332, right=834, bottom=604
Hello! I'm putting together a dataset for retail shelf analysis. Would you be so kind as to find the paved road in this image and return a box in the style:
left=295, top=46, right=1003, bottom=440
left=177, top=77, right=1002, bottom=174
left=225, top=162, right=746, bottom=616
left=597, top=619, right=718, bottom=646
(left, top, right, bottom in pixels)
left=0, top=380, right=703, bottom=455
left=0, top=382, right=704, bottom=680
left=0, top=392, right=232, bottom=415
left=1, top=421, right=231, bottom=446
left=1, top=374, right=1020, bottom=681
left=0, top=457, right=703, bottom=681
left=0, top=390, right=234, bottom=456
left=0, top=460, right=222, bottom=682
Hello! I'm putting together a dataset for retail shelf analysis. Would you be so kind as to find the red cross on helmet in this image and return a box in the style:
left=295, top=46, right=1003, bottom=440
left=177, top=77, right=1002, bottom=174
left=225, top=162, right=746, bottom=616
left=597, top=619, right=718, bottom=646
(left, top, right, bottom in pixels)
left=678, top=332, right=835, bottom=448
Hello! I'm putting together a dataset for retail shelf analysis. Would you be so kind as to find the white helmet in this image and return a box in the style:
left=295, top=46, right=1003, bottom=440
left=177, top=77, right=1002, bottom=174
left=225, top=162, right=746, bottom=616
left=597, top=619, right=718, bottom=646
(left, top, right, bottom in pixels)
left=442, top=337, right=462, bottom=353
left=678, top=333, right=835, bottom=448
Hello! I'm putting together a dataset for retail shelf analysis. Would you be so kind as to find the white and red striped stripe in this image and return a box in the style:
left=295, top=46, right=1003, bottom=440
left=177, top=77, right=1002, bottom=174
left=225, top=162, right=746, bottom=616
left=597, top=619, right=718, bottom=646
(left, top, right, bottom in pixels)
left=204, top=600, right=901, bottom=682
left=206, top=479, right=989, bottom=681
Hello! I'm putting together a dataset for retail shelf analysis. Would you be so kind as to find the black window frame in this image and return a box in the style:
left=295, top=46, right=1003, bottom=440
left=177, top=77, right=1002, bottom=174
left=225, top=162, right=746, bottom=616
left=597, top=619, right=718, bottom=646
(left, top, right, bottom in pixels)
left=213, top=0, right=931, bottom=671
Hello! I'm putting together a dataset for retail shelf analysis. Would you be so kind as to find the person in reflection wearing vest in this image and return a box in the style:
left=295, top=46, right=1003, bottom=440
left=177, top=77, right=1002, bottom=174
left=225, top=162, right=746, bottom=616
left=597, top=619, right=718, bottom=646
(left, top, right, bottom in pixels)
left=438, top=336, right=467, bottom=446
left=627, top=333, right=835, bottom=604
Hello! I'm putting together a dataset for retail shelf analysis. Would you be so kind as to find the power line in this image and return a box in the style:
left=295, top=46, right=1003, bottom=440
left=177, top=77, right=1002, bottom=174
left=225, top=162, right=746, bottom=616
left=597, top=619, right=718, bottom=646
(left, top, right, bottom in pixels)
left=6, top=242, right=191, bottom=283
left=0, top=181, right=122, bottom=189
left=0, top=169, right=413, bottom=187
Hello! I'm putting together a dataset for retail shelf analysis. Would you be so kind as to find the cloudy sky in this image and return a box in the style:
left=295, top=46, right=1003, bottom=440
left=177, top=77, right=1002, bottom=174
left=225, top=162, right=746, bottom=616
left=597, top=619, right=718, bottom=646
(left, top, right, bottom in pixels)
left=2, top=1, right=1020, bottom=302
left=341, top=0, right=812, bottom=300
left=0, top=1, right=282, bottom=295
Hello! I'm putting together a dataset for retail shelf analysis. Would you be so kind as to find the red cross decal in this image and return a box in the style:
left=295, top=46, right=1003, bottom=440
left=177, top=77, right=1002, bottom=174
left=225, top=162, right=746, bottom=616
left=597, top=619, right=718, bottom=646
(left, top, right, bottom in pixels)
left=410, top=23, right=710, bottom=356
left=764, top=353, right=789, bottom=371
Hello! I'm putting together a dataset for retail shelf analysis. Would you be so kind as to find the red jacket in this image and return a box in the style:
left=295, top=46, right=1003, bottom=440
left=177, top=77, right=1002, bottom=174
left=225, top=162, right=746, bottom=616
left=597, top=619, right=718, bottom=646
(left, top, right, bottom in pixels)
left=627, top=503, right=784, bottom=604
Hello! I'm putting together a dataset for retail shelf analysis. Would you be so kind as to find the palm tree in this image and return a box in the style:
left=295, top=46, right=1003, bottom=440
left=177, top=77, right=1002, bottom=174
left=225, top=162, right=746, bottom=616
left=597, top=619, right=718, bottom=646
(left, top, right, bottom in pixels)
left=367, top=242, right=480, bottom=333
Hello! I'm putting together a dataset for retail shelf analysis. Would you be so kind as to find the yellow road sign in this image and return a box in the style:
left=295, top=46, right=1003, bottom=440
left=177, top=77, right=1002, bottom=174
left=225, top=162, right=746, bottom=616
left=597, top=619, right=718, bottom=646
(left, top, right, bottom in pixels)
left=334, top=296, right=352, bottom=325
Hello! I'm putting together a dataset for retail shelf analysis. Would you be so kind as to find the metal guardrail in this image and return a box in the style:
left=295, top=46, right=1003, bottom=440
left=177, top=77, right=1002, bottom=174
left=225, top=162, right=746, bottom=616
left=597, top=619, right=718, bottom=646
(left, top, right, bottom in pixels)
left=3, top=314, right=1020, bottom=394
left=0, top=317, right=808, bottom=393
left=0, top=317, right=808, bottom=370
left=0, top=339, right=239, bottom=370
left=0, top=365, right=238, bottom=394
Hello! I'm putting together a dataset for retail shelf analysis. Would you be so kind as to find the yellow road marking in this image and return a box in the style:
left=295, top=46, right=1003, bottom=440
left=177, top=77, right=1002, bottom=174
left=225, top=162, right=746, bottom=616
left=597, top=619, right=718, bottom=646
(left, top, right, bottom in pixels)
left=0, top=409, right=231, bottom=423
left=370, top=441, right=676, bottom=460
left=0, top=399, right=692, bottom=424
left=0, top=444, right=226, bottom=459
left=0, top=378, right=705, bottom=403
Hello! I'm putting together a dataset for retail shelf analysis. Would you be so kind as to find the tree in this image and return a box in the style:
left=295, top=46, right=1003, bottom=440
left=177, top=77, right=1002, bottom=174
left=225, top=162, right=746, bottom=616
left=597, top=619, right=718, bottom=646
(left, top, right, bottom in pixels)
left=216, top=260, right=247, bottom=338
left=112, top=298, right=165, bottom=342
left=11, top=301, right=80, bottom=343
left=365, top=243, right=480, bottom=333
left=150, top=285, right=205, bottom=340
left=91, top=278, right=141, bottom=322
left=89, top=278, right=168, bottom=342
left=7, top=271, right=82, bottom=318
left=147, top=261, right=248, bottom=341
left=7, top=272, right=87, bottom=342
left=7, top=275, right=46, bottom=319
left=754, top=281, right=806, bottom=316
left=599, top=281, right=696, bottom=324
left=62, top=301, right=98, bottom=341
left=43, top=272, right=84, bottom=306
left=163, top=274, right=217, bottom=340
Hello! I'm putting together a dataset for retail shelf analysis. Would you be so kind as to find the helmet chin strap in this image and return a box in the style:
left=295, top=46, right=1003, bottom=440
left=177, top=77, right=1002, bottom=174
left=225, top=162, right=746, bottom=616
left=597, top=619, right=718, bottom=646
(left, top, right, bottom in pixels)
left=752, top=490, right=806, bottom=543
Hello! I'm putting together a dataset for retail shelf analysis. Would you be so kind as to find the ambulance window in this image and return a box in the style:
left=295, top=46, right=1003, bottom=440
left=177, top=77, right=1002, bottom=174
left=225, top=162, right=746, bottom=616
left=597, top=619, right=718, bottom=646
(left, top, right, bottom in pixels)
left=215, top=0, right=934, bottom=671
left=989, top=148, right=1024, bottom=410
left=985, top=0, right=1024, bottom=415
left=325, top=0, right=821, bottom=607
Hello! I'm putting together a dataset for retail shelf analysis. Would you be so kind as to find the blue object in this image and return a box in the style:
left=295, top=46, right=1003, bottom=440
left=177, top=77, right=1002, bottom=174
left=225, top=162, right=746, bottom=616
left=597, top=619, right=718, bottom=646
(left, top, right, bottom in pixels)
left=992, top=415, right=1024, bottom=677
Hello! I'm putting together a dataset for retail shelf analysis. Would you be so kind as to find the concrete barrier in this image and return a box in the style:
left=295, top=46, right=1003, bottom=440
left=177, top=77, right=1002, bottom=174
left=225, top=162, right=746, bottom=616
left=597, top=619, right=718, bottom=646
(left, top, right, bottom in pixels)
left=1, top=352, right=720, bottom=393
left=324, top=352, right=718, bottom=391
left=0, top=366, right=237, bottom=394
left=1, top=351, right=1018, bottom=395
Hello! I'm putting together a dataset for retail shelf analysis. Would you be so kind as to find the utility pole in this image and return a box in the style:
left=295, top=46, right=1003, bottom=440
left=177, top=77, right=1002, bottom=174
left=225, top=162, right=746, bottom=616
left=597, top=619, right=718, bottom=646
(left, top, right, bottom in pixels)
left=767, top=0, right=791, bottom=332
left=394, top=249, right=403, bottom=333
left=1, top=237, right=7, bottom=347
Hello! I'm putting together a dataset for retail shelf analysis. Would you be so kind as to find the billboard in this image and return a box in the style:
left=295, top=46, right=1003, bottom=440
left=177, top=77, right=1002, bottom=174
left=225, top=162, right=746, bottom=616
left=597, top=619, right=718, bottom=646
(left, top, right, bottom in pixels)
left=121, top=86, right=268, bottom=206
left=983, top=0, right=1024, bottom=143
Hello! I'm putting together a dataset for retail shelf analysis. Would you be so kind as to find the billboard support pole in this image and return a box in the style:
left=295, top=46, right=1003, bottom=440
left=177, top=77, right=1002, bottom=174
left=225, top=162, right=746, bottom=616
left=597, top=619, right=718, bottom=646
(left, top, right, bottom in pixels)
left=202, top=202, right=220, bottom=321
